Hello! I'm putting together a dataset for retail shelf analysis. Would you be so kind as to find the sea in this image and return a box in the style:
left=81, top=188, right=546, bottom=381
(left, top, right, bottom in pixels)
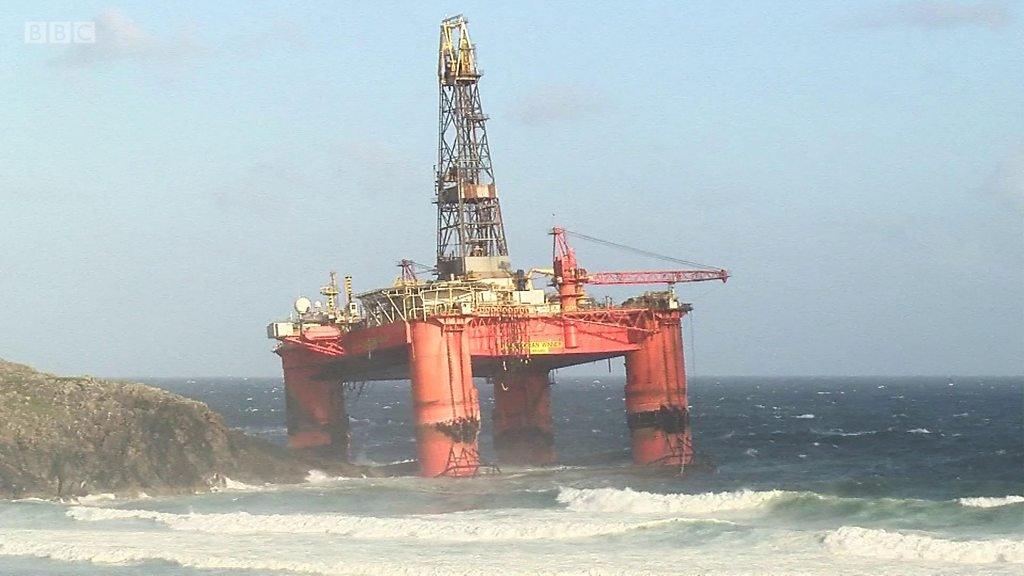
left=0, top=375, right=1021, bottom=575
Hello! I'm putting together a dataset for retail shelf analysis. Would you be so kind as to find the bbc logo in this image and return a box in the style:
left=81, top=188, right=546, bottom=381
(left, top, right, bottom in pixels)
left=25, top=22, right=96, bottom=44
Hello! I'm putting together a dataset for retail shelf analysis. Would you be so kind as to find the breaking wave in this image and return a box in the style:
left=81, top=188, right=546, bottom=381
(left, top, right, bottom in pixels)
left=557, top=486, right=802, bottom=515
left=0, top=533, right=465, bottom=576
left=813, top=428, right=878, bottom=437
left=824, top=526, right=1024, bottom=564
left=957, top=496, right=1024, bottom=509
left=74, top=493, right=117, bottom=504
left=211, top=476, right=263, bottom=492
left=305, top=469, right=346, bottom=484
left=66, top=506, right=693, bottom=541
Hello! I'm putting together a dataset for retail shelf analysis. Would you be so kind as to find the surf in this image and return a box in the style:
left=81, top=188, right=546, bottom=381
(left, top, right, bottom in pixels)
left=66, top=505, right=709, bottom=541
left=556, top=486, right=808, bottom=515
left=824, top=526, right=1024, bottom=564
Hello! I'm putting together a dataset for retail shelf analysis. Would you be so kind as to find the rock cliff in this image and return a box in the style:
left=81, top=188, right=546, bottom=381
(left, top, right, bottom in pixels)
left=0, top=359, right=359, bottom=499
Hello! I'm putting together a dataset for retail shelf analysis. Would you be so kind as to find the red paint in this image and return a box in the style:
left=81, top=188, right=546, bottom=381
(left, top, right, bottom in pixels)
left=408, top=319, right=481, bottom=477
left=624, top=313, right=692, bottom=466
left=465, top=313, right=642, bottom=357
left=586, top=270, right=728, bottom=285
left=492, top=370, right=554, bottom=465
left=278, top=345, right=348, bottom=458
left=563, top=321, right=579, bottom=349
left=343, top=321, right=409, bottom=356
left=303, top=325, right=343, bottom=341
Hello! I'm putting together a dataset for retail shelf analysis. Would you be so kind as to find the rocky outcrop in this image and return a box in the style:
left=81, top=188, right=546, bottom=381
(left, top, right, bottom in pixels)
left=0, top=359, right=362, bottom=499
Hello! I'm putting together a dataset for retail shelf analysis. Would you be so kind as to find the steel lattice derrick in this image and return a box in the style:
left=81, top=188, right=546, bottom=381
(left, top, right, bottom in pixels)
left=435, top=15, right=509, bottom=279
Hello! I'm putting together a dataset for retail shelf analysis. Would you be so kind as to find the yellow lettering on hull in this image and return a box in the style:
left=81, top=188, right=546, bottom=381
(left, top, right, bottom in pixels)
left=501, top=340, right=565, bottom=355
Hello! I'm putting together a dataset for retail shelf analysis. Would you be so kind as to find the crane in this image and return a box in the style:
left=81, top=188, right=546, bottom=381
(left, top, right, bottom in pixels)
left=551, top=227, right=729, bottom=312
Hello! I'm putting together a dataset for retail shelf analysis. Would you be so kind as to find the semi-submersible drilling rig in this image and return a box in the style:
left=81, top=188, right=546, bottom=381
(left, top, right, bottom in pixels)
left=267, top=15, right=729, bottom=477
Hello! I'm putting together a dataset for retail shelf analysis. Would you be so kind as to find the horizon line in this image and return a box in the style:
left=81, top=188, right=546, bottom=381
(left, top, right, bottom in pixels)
left=109, top=373, right=1024, bottom=381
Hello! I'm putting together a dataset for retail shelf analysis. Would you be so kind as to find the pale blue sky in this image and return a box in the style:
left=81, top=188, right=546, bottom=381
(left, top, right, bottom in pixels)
left=1, top=1, right=1021, bottom=377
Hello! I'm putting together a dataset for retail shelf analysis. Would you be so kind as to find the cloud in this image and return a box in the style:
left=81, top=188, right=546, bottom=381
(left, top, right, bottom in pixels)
left=51, top=9, right=306, bottom=71
left=854, top=1, right=1014, bottom=30
left=52, top=9, right=204, bottom=69
left=986, top=145, right=1024, bottom=214
left=506, top=85, right=605, bottom=126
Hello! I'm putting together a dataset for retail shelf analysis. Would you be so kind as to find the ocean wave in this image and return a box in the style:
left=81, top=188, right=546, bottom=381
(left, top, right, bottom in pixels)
left=557, top=486, right=799, bottom=515
left=813, top=428, right=878, bottom=437
left=824, top=526, right=1024, bottom=564
left=906, top=428, right=932, bottom=434
left=66, top=506, right=692, bottom=541
left=0, top=529, right=728, bottom=576
left=74, top=493, right=117, bottom=504
left=792, top=413, right=815, bottom=419
left=305, top=469, right=346, bottom=484
left=0, top=533, right=464, bottom=576
left=957, top=496, right=1024, bottom=508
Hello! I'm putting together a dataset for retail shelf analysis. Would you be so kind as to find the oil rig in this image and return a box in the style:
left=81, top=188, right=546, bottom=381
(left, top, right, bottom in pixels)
left=266, top=15, right=728, bottom=477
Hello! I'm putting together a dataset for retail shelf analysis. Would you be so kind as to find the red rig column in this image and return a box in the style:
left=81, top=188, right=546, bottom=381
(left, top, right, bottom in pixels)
left=492, top=369, right=555, bottom=465
left=624, top=312, right=693, bottom=466
left=408, top=319, right=481, bottom=477
left=277, top=346, right=349, bottom=459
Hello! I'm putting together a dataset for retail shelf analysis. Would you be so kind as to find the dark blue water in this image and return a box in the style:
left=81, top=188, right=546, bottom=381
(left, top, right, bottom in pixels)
left=150, top=375, right=1023, bottom=501
left=2, top=375, right=1019, bottom=575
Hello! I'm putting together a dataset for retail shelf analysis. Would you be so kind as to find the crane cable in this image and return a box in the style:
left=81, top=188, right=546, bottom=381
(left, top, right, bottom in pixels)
left=563, top=230, right=722, bottom=271
left=403, top=260, right=437, bottom=272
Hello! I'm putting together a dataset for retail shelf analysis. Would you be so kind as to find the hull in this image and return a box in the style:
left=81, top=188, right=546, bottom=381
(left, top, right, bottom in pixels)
left=275, top=307, right=694, bottom=476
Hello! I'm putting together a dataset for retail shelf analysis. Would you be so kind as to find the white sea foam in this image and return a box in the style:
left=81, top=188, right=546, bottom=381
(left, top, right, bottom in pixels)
left=66, top=506, right=687, bottom=541
left=75, top=493, right=117, bottom=504
left=957, top=495, right=1024, bottom=508
left=0, top=528, right=750, bottom=576
left=0, top=532, right=466, bottom=576
left=793, top=413, right=815, bottom=419
left=225, top=477, right=259, bottom=490
left=815, top=428, right=877, bottom=437
left=208, top=476, right=263, bottom=492
left=305, top=469, right=339, bottom=484
left=824, top=526, right=1024, bottom=564
left=907, top=428, right=932, bottom=434
left=557, top=486, right=797, bottom=515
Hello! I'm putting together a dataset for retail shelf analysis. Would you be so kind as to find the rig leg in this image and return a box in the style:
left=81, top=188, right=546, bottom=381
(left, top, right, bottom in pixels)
left=278, top=347, right=349, bottom=459
left=408, top=319, right=481, bottom=477
left=492, top=369, right=555, bottom=465
left=624, top=313, right=692, bottom=466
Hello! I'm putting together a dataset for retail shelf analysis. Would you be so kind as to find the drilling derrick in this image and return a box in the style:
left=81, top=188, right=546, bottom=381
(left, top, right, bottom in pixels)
left=436, top=15, right=509, bottom=279
left=267, top=15, right=731, bottom=478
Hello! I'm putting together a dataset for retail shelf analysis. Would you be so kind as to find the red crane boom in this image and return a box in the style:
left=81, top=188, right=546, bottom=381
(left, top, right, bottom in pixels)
left=585, top=269, right=729, bottom=285
left=551, top=227, right=728, bottom=312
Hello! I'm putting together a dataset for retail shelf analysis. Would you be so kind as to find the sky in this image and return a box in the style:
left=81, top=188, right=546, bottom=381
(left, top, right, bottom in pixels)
left=1, top=1, right=1021, bottom=378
